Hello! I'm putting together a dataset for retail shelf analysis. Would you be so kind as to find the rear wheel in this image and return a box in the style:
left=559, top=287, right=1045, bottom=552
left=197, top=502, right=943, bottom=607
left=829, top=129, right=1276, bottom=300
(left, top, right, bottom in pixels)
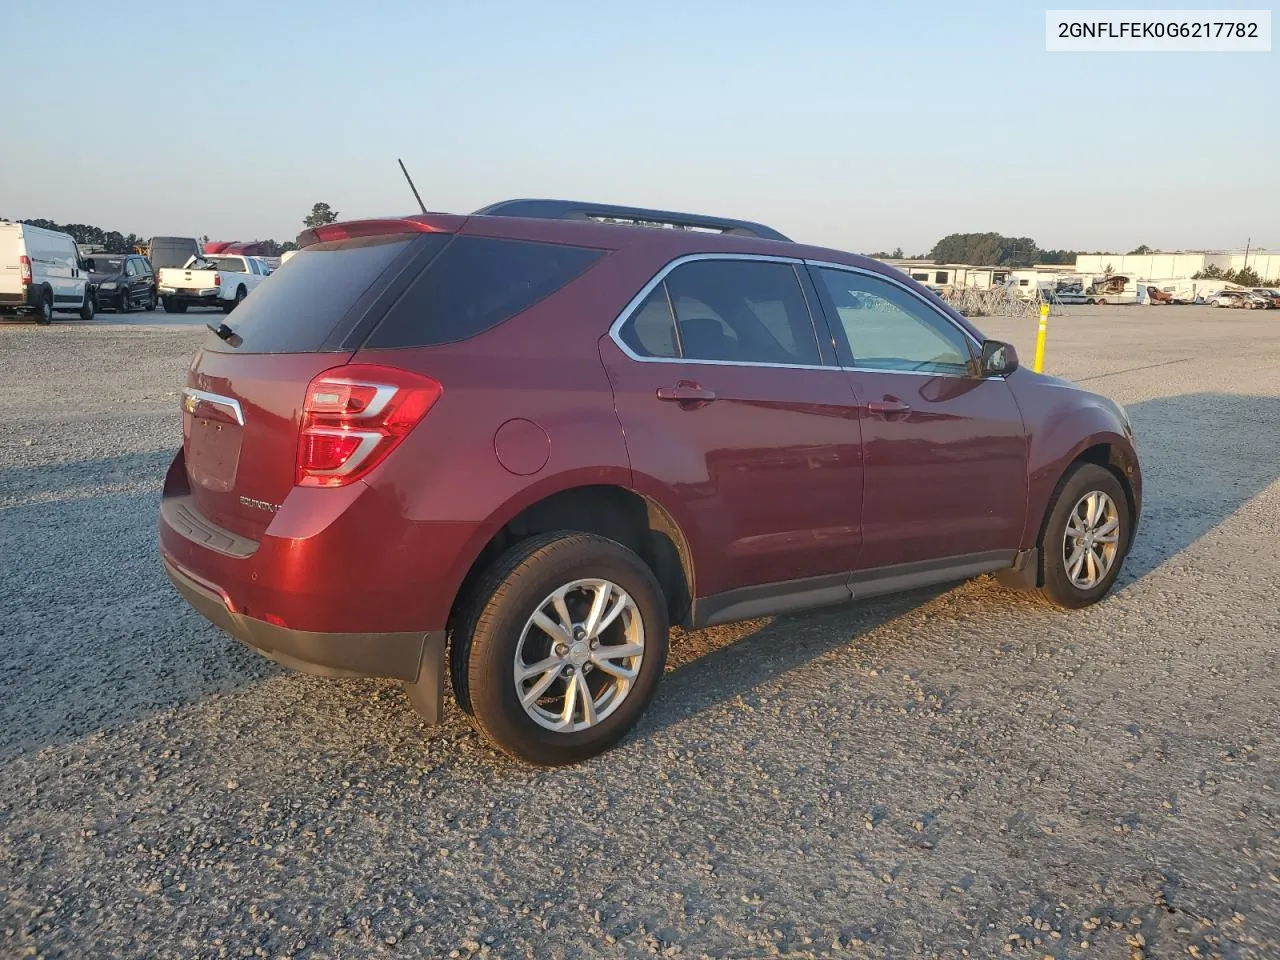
left=1095, top=298, right=1107, bottom=305
left=426, top=532, right=669, bottom=766
left=222, top=285, right=246, bottom=313
left=1036, top=463, right=1131, bottom=609
left=163, top=297, right=187, bottom=314
left=145, top=288, right=157, bottom=311
left=35, top=289, right=53, bottom=325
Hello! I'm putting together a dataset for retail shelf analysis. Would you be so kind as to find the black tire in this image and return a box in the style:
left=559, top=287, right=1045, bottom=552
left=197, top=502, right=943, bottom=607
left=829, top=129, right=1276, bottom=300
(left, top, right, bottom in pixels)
left=79, top=289, right=95, bottom=322
left=427, top=532, right=669, bottom=766
left=118, top=289, right=131, bottom=314
left=1035, top=463, right=1131, bottom=609
left=222, top=285, right=246, bottom=313
left=163, top=298, right=187, bottom=314
left=35, top=288, right=53, bottom=325
left=145, top=288, right=157, bottom=312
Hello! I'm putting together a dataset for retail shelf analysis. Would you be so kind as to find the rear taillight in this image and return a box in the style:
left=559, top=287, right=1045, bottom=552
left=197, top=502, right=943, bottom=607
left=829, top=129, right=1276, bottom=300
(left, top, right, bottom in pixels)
left=296, top=365, right=443, bottom=487
left=19, top=255, right=31, bottom=286
left=214, top=273, right=221, bottom=287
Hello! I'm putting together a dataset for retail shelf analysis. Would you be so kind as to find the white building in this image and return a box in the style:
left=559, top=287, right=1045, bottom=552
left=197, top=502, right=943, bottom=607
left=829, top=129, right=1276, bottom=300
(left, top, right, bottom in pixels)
left=1074, top=251, right=1280, bottom=282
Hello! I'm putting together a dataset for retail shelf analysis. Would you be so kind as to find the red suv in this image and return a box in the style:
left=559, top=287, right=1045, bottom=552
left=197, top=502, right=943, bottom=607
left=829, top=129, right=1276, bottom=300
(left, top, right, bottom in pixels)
left=160, top=200, right=1141, bottom=766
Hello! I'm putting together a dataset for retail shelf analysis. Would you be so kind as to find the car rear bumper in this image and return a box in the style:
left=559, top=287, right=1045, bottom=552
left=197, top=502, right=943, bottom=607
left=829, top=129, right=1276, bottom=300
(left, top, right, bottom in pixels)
left=156, top=448, right=481, bottom=723
left=0, top=288, right=39, bottom=309
left=160, top=289, right=221, bottom=304
left=163, top=554, right=442, bottom=684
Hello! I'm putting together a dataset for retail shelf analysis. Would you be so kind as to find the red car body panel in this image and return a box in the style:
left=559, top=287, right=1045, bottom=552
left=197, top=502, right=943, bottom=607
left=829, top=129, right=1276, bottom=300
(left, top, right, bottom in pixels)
left=847, top=369, right=1028, bottom=568
left=601, top=335, right=865, bottom=596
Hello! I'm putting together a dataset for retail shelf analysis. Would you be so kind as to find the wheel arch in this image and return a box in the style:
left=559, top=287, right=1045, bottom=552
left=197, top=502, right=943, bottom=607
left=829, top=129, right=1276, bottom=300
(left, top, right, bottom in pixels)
left=1027, top=436, right=1140, bottom=586
left=445, top=483, right=696, bottom=637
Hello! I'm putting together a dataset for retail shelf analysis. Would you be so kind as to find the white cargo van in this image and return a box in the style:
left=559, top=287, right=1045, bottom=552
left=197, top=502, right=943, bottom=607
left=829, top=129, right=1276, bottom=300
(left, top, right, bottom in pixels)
left=0, top=222, right=96, bottom=324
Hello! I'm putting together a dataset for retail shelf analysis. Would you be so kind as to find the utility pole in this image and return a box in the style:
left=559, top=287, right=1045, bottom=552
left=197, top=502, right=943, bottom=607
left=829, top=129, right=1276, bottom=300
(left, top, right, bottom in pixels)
left=1243, top=237, right=1251, bottom=270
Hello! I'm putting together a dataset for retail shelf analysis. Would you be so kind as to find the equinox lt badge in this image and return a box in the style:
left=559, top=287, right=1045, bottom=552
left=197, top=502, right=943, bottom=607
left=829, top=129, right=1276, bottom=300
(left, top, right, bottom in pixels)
left=239, top=496, right=280, bottom=514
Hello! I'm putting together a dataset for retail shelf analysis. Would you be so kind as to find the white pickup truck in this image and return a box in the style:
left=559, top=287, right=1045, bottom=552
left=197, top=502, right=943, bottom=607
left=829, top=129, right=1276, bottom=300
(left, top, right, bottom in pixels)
left=157, top=254, right=268, bottom=313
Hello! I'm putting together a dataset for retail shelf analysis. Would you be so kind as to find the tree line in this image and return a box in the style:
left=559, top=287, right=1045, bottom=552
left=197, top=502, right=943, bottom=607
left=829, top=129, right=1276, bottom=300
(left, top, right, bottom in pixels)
left=868, top=235, right=1181, bottom=268
left=4, top=202, right=341, bottom=256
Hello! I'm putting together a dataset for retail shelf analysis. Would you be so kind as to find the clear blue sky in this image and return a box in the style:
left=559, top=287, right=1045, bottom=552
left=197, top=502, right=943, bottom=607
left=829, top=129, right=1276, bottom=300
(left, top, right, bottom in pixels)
left=1, top=0, right=1274, bottom=254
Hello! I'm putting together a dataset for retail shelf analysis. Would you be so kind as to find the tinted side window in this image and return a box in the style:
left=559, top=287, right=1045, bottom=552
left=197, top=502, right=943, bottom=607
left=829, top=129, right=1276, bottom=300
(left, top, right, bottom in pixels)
left=619, top=286, right=679, bottom=358
left=661, top=259, right=820, bottom=366
left=818, top=268, right=973, bottom=375
left=366, top=236, right=603, bottom=349
left=124, top=259, right=139, bottom=276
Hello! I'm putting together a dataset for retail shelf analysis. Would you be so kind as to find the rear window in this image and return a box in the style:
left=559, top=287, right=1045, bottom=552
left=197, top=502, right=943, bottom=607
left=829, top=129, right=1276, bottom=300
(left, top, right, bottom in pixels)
left=364, top=236, right=603, bottom=349
left=205, top=235, right=426, bottom=354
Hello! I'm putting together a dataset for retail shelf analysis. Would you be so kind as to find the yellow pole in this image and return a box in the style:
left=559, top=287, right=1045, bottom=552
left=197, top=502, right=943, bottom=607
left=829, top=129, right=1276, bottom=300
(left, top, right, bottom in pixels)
left=1033, top=302, right=1049, bottom=373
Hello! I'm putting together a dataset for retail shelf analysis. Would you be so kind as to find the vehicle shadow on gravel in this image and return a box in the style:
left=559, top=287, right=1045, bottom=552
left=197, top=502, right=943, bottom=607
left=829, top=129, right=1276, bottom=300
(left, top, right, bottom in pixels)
left=640, top=392, right=1280, bottom=741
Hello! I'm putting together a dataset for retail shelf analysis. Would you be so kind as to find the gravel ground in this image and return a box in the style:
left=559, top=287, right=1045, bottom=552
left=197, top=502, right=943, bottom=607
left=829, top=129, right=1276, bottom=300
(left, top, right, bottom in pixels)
left=1, top=305, right=1278, bottom=960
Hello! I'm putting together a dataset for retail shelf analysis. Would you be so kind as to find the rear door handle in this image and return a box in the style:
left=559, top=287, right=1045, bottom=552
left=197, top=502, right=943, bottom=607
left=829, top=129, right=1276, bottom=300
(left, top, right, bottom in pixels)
left=656, top=381, right=717, bottom=405
left=866, top=398, right=911, bottom=416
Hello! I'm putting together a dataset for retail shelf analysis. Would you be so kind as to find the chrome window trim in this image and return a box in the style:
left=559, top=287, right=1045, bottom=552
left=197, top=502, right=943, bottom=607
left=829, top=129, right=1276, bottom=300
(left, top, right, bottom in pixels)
left=182, top=387, right=245, bottom=426
left=607, top=252, right=839, bottom=372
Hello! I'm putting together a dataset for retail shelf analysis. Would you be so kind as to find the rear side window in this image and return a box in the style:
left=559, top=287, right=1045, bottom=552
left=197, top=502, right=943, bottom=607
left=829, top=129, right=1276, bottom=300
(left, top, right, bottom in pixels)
left=619, top=259, right=822, bottom=366
left=364, top=236, right=603, bottom=349
left=205, top=235, right=428, bottom=353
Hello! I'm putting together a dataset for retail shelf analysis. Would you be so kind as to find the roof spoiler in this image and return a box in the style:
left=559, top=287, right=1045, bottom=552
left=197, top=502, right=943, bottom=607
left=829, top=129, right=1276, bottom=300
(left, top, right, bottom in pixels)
left=472, top=199, right=791, bottom=242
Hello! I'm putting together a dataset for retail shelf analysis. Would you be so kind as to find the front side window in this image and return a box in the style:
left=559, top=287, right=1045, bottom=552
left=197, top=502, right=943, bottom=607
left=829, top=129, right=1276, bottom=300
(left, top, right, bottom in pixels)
left=618, top=258, right=821, bottom=366
left=817, top=267, right=973, bottom=375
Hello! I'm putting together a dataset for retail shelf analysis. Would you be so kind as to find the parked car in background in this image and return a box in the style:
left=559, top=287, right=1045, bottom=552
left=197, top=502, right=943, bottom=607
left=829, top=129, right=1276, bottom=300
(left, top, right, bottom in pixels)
left=1054, top=291, right=1106, bottom=305
left=157, top=253, right=266, bottom=313
left=159, top=199, right=1142, bottom=766
left=84, top=253, right=157, bottom=312
left=1210, top=290, right=1268, bottom=309
left=146, top=236, right=203, bottom=274
left=0, top=221, right=95, bottom=324
left=1249, top=288, right=1280, bottom=309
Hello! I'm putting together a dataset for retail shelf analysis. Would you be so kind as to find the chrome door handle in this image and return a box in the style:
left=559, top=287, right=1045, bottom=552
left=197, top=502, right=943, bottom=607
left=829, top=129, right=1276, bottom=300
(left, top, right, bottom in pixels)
left=866, top=398, right=910, bottom=416
left=657, top=381, right=717, bottom=405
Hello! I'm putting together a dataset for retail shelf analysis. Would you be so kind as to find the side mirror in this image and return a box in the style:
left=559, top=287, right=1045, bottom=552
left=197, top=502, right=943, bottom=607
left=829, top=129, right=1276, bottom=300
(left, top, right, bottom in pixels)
left=979, top=340, right=1018, bottom=377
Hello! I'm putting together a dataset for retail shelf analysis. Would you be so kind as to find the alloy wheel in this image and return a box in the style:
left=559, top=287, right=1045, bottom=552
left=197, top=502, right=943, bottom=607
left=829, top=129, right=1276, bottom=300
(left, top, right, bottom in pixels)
left=1062, top=490, right=1120, bottom=589
left=513, top=578, right=644, bottom=732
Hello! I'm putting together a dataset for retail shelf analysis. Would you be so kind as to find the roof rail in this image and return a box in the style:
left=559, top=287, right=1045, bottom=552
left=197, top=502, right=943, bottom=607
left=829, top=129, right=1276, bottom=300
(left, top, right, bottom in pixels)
left=472, top=199, right=791, bottom=242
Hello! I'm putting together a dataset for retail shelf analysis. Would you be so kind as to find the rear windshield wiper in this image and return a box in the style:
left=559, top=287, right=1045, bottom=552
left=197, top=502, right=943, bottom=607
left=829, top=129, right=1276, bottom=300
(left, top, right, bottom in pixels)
left=207, top=322, right=242, bottom=346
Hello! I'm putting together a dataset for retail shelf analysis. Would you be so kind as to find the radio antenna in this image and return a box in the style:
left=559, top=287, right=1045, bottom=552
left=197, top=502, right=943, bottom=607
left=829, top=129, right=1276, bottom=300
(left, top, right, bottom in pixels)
left=398, top=158, right=428, bottom=216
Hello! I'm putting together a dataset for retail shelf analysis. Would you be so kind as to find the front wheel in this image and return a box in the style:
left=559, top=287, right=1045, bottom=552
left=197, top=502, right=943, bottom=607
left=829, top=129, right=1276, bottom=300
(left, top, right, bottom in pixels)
left=1036, top=463, right=1131, bottom=609
left=79, top=290, right=95, bottom=322
left=118, top=290, right=131, bottom=314
left=426, top=532, right=669, bottom=766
